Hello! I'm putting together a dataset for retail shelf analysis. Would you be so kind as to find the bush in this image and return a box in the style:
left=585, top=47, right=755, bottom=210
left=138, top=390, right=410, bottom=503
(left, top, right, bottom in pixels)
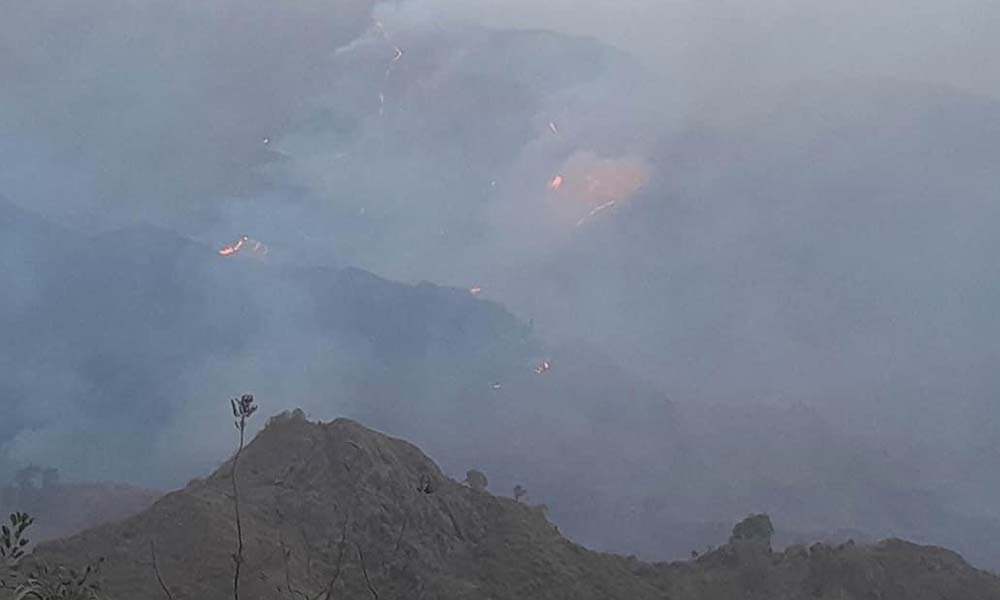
left=729, top=513, right=774, bottom=547
left=513, top=485, right=526, bottom=502
left=1, top=512, right=104, bottom=600
left=464, top=470, right=488, bottom=492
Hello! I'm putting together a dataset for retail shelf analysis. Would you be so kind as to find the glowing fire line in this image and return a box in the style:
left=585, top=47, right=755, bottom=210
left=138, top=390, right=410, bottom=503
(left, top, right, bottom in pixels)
left=218, top=235, right=268, bottom=257
left=576, top=200, right=618, bottom=227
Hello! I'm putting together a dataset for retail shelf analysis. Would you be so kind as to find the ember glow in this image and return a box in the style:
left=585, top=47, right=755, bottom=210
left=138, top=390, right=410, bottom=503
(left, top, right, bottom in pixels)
left=546, top=152, right=650, bottom=227
left=218, top=235, right=268, bottom=257
left=218, top=236, right=248, bottom=256
left=549, top=175, right=564, bottom=191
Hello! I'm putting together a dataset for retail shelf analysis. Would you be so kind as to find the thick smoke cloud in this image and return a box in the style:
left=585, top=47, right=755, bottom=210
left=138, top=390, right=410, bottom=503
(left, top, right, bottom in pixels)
left=382, top=0, right=1000, bottom=101
left=3, top=0, right=1000, bottom=571
left=0, top=0, right=375, bottom=228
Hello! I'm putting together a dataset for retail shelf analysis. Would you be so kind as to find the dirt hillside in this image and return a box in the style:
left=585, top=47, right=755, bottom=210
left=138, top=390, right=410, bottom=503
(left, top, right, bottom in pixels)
left=22, top=412, right=1000, bottom=599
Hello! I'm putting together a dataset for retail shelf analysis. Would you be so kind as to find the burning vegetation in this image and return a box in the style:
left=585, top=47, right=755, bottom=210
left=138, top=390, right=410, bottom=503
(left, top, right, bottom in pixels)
left=218, top=236, right=269, bottom=258
left=542, top=153, right=649, bottom=228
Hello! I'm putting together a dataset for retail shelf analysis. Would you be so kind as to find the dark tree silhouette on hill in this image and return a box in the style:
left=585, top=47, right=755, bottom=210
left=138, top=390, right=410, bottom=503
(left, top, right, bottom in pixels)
left=464, top=470, right=488, bottom=492
left=513, top=485, right=527, bottom=502
left=729, top=513, right=774, bottom=548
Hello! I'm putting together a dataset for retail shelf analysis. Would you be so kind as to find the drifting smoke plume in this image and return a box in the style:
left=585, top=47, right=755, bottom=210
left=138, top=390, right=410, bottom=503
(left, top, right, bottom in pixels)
left=549, top=152, right=649, bottom=227
left=4, top=0, right=1000, bottom=572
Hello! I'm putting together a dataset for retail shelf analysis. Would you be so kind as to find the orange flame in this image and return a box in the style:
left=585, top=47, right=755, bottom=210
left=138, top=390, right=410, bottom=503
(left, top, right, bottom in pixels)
left=218, top=236, right=248, bottom=256
left=547, top=153, right=649, bottom=227
left=218, top=235, right=268, bottom=257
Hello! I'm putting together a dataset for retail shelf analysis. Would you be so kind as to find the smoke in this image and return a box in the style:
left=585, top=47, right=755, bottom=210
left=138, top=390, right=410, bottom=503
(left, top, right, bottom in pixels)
left=4, top=0, right=1000, bottom=570
left=0, top=0, right=376, bottom=228
left=377, top=0, right=1000, bottom=102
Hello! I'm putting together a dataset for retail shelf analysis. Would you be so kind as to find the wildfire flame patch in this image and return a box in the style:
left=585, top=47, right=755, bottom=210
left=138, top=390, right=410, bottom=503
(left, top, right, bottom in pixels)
left=218, top=235, right=269, bottom=258
left=548, top=152, right=649, bottom=227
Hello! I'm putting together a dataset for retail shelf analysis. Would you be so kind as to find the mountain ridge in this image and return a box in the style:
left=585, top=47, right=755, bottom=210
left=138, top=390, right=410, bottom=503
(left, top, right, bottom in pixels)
left=21, top=413, right=1000, bottom=600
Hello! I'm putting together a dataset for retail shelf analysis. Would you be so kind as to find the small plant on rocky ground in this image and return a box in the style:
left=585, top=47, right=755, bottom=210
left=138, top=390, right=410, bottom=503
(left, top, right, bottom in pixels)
left=10, top=561, right=104, bottom=600
left=513, top=485, right=526, bottom=502
left=1, top=512, right=104, bottom=600
left=0, top=511, right=33, bottom=593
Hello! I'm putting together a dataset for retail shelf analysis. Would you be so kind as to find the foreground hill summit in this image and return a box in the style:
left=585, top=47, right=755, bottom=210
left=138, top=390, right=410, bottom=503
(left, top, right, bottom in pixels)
left=24, top=413, right=1000, bottom=599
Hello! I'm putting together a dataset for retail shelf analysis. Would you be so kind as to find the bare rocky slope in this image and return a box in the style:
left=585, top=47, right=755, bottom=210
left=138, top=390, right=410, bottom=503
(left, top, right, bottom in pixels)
left=20, top=412, right=1000, bottom=600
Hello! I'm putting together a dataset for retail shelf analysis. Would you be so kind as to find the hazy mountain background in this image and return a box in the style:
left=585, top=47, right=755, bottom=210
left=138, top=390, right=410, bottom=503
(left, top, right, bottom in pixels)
left=24, top=416, right=1000, bottom=600
left=2, top=0, right=1000, bottom=573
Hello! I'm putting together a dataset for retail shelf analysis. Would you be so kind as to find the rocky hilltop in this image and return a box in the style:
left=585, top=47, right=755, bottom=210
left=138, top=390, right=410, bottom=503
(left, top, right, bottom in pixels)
left=19, top=413, right=1000, bottom=599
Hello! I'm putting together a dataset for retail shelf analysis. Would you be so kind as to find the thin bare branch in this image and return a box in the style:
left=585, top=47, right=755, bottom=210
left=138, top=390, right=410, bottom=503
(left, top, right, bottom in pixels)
left=149, top=540, right=176, bottom=600
left=232, top=420, right=246, bottom=600
left=230, top=393, right=257, bottom=600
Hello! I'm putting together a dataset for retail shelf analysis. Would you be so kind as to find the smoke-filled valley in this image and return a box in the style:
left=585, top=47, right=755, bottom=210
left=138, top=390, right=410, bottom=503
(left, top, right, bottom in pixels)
left=3, top=0, right=1000, bottom=596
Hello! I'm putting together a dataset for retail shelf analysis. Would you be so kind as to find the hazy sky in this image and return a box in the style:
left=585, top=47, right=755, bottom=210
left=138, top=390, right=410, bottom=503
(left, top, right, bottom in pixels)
left=3, top=0, right=1000, bottom=570
left=381, top=0, right=1000, bottom=102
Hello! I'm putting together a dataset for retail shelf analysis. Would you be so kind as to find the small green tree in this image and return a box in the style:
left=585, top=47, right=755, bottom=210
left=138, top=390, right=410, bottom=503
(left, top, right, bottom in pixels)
left=513, top=485, right=526, bottom=502
left=1, top=511, right=33, bottom=594
left=1, top=512, right=33, bottom=567
left=464, top=470, right=488, bottom=492
left=12, top=561, right=104, bottom=600
left=729, top=513, right=774, bottom=547
left=1, top=512, right=104, bottom=600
